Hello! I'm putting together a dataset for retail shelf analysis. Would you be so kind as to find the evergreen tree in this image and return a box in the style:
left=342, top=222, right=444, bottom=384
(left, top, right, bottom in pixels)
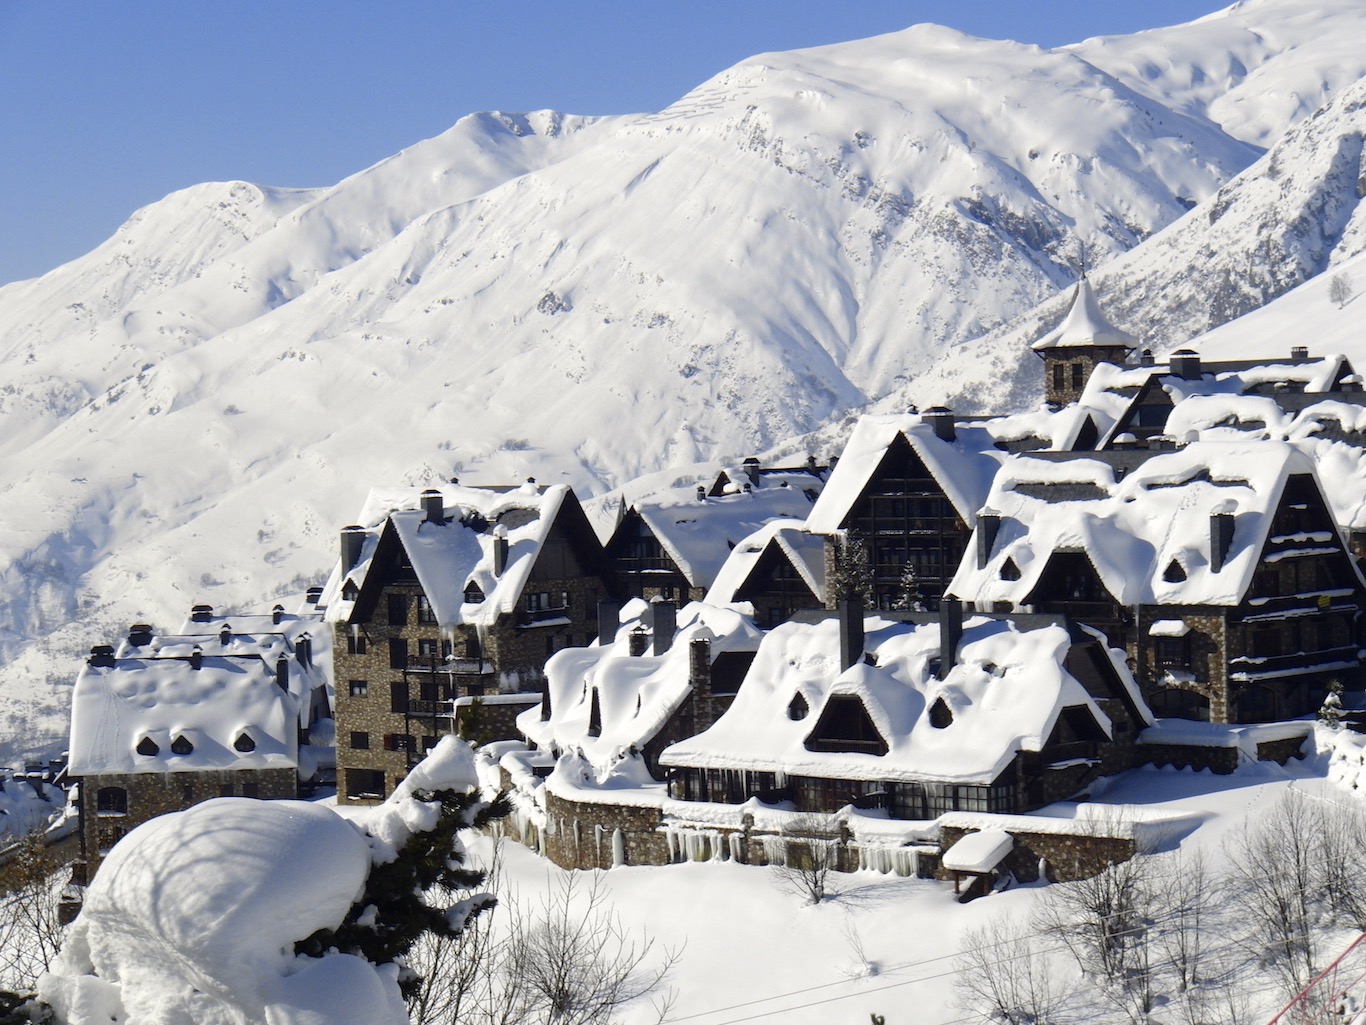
left=892, top=560, right=925, bottom=612
left=1319, top=679, right=1344, bottom=730
left=832, top=529, right=874, bottom=606
left=299, top=784, right=511, bottom=997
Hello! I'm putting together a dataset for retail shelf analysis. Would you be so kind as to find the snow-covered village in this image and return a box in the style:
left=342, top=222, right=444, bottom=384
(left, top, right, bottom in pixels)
left=7, top=1, right=1366, bottom=1023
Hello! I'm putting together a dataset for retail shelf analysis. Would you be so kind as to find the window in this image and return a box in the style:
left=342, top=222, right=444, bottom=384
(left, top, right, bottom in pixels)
left=388, top=594, right=409, bottom=626
left=389, top=637, right=408, bottom=669
left=1071, top=362, right=1084, bottom=390
left=390, top=681, right=409, bottom=714
left=929, top=697, right=953, bottom=729
left=241, top=783, right=260, bottom=799
left=348, top=679, right=369, bottom=698
left=463, top=582, right=485, bottom=604
left=96, top=787, right=128, bottom=816
left=136, top=736, right=160, bottom=756
left=350, top=731, right=370, bottom=750
left=1153, top=637, right=1188, bottom=669
left=345, top=769, right=386, bottom=800
left=171, top=735, right=194, bottom=755
left=219, top=783, right=235, bottom=798
left=181, top=783, right=194, bottom=803
left=233, top=732, right=256, bottom=753
left=417, top=595, right=437, bottom=624
left=417, top=638, right=441, bottom=662
left=1052, top=363, right=1065, bottom=391
left=346, top=632, right=368, bottom=655
left=383, top=733, right=416, bottom=753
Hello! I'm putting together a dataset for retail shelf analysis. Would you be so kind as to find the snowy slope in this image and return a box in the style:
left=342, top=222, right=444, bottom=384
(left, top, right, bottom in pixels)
left=0, top=1, right=1364, bottom=765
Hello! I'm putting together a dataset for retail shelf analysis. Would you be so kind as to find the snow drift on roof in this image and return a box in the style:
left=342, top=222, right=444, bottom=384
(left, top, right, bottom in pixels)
left=1031, top=279, right=1138, bottom=352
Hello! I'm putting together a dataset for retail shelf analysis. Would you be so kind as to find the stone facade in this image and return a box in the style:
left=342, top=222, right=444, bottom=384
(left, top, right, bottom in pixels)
left=77, top=767, right=297, bottom=878
left=1039, top=346, right=1130, bottom=408
left=938, top=823, right=1138, bottom=884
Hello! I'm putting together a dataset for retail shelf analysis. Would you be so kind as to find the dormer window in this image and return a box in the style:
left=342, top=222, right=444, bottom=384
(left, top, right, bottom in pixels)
left=233, top=732, right=257, bottom=753
left=170, top=735, right=194, bottom=756
left=464, top=582, right=485, bottom=604
left=342, top=581, right=359, bottom=602
left=1000, top=558, right=1021, bottom=581
left=136, top=736, right=160, bottom=756
left=787, top=694, right=809, bottom=720
left=1163, top=559, right=1187, bottom=583
left=929, top=697, right=954, bottom=729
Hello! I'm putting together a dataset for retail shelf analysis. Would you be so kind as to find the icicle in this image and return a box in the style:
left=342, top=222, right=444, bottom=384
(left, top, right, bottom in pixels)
left=729, top=832, right=744, bottom=863
left=612, top=828, right=625, bottom=868
left=594, top=824, right=605, bottom=867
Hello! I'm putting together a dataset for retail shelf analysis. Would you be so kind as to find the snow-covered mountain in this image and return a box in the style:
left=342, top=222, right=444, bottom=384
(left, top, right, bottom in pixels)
left=2, top=0, right=1366, bottom=764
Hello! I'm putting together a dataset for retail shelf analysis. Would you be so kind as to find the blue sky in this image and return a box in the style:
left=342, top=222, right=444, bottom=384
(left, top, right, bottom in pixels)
left=1, top=1, right=1223, bottom=287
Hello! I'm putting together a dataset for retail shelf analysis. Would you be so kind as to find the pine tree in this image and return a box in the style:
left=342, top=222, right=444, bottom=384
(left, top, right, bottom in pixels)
left=832, top=529, right=874, bottom=605
left=299, top=784, right=511, bottom=997
left=1319, top=679, right=1344, bottom=730
left=892, top=561, right=925, bottom=612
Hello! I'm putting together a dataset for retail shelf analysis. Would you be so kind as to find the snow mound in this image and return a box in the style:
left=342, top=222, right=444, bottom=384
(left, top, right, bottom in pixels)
left=40, top=798, right=404, bottom=1025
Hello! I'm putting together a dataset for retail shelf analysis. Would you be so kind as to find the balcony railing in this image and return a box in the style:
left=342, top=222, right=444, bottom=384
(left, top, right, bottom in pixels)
left=405, top=656, right=492, bottom=675
left=518, top=606, right=571, bottom=626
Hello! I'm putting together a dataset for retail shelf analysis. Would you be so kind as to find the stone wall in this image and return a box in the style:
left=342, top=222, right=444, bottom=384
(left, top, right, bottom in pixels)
left=78, top=767, right=298, bottom=878
left=541, top=791, right=670, bottom=870
left=939, top=823, right=1137, bottom=884
left=1136, top=743, right=1240, bottom=774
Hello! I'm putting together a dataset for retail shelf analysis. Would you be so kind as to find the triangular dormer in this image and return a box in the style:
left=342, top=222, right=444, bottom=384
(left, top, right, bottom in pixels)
left=802, top=695, right=889, bottom=755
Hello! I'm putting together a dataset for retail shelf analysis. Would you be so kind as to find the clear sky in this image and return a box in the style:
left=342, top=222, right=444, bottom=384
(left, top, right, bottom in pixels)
left=1, top=1, right=1224, bottom=287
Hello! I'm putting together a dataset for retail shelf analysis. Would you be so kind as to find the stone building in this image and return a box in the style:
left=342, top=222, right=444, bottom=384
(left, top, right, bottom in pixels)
left=323, top=481, right=618, bottom=802
left=67, top=604, right=330, bottom=877
left=1032, top=277, right=1137, bottom=408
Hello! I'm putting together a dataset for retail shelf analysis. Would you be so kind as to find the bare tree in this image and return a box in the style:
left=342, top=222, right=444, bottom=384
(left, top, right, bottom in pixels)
left=954, top=915, right=1068, bottom=1025
left=0, top=832, right=65, bottom=993
left=1222, top=790, right=1322, bottom=995
left=1329, top=271, right=1353, bottom=309
left=769, top=814, right=841, bottom=905
left=1034, top=849, right=1152, bottom=984
left=1310, top=792, right=1366, bottom=930
left=1150, top=848, right=1214, bottom=993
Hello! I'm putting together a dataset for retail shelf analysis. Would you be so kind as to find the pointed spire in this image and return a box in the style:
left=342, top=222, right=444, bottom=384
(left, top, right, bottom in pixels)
left=1032, top=278, right=1138, bottom=352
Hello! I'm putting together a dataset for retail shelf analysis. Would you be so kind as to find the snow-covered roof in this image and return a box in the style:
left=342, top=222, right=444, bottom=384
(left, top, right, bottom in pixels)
left=661, top=613, right=1115, bottom=786
left=949, top=440, right=1331, bottom=608
left=1031, top=279, right=1138, bottom=352
left=706, top=519, right=826, bottom=606
left=321, top=481, right=585, bottom=628
left=518, top=600, right=764, bottom=776
left=69, top=654, right=298, bottom=776
left=627, top=483, right=822, bottom=590
left=806, top=414, right=1006, bottom=534
left=941, top=828, right=1013, bottom=873
left=708, top=462, right=826, bottom=499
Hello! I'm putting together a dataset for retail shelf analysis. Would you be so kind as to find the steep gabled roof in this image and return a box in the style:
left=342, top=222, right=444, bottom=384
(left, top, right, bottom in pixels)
left=706, top=519, right=826, bottom=607
left=806, top=414, right=1006, bottom=534
left=321, top=481, right=593, bottom=628
left=517, top=601, right=764, bottom=774
left=661, top=613, right=1116, bottom=786
left=950, top=441, right=1337, bottom=608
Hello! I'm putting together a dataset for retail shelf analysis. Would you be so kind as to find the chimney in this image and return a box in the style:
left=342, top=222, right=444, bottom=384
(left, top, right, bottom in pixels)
left=127, top=623, right=154, bottom=648
left=1169, top=349, right=1201, bottom=381
left=540, top=676, right=552, bottom=722
left=977, top=510, right=1001, bottom=570
left=219, top=625, right=232, bottom=646
left=742, top=457, right=760, bottom=486
left=587, top=688, right=602, bottom=737
left=341, top=526, right=366, bottom=571
left=276, top=654, right=290, bottom=691
left=938, top=598, right=963, bottom=680
left=689, top=637, right=711, bottom=692
left=492, top=525, right=509, bottom=576
left=297, top=632, right=312, bottom=667
left=88, top=645, right=116, bottom=668
left=651, top=599, right=676, bottom=656
left=1291, top=345, right=1309, bottom=360
left=190, top=604, right=214, bottom=624
left=597, top=599, right=621, bottom=646
left=305, top=586, right=323, bottom=607
left=628, top=625, right=650, bottom=657
left=190, top=645, right=203, bottom=671
left=1211, top=509, right=1236, bottom=572
left=272, top=604, right=284, bottom=625
left=838, top=594, right=864, bottom=672
left=421, top=489, right=444, bottom=523
left=924, top=406, right=956, bottom=442
left=696, top=485, right=707, bottom=502
left=1139, top=349, right=1155, bottom=366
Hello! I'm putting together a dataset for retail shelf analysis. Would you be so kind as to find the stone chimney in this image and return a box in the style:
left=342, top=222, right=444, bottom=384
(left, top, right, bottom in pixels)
left=341, top=526, right=366, bottom=571
left=651, top=598, right=676, bottom=656
left=276, top=654, right=290, bottom=691
left=88, top=645, right=116, bottom=668
left=742, top=457, right=760, bottom=486
left=305, top=586, right=324, bottom=607
left=190, top=604, right=214, bottom=624
left=539, top=676, right=552, bottom=722
left=597, top=599, right=621, bottom=646
left=1139, top=349, right=1155, bottom=366
left=492, top=525, right=508, bottom=576
left=421, top=489, right=444, bottom=523
left=128, top=623, right=154, bottom=648
left=938, top=598, right=963, bottom=680
left=296, top=633, right=312, bottom=667
left=1169, top=349, right=1201, bottom=381
left=219, top=625, right=232, bottom=646
left=924, top=406, right=956, bottom=442
left=696, top=485, right=707, bottom=502
left=628, top=626, right=650, bottom=657
left=272, top=604, right=285, bottom=625
left=977, top=510, right=1002, bottom=570
left=190, top=645, right=204, bottom=671
left=587, top=688, right=602, bottom=737
left=1211, top=507, right=1236, bottom=573
left=1291, top=345, right=1309, bottom=360
left=838, top=594, right=864, bottom=672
